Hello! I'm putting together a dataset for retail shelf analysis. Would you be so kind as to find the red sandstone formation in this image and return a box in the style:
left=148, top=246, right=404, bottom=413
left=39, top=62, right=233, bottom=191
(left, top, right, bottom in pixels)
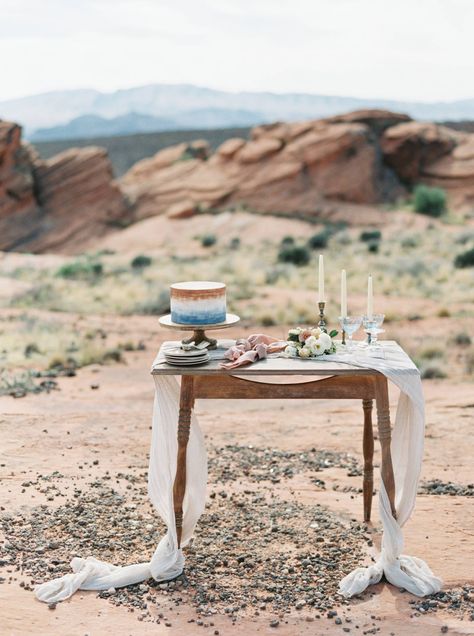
left=1, top=110, right=473, bottom=253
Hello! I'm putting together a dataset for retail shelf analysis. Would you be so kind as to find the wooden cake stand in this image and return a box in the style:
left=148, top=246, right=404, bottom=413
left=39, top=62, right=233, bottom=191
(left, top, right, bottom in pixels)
left=159, top=313, right=240, bottom=350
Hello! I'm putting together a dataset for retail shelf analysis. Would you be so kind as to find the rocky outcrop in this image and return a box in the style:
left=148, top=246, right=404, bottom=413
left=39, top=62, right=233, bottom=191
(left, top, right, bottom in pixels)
left=0, top=121, right=128, bottom=252
left=1, top=110, right=474, bottom=253
left=32, top=147, right=127, bottom=252
left=381, top=122, right=474, bottom=208
left=0, top=121, right=42, bottom=251
left=121, top=112, right=408, bottom=221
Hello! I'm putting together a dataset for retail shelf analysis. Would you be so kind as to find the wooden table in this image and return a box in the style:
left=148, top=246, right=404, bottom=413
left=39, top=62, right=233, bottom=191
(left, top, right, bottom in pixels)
left=152, top=342, right=396, bottom=548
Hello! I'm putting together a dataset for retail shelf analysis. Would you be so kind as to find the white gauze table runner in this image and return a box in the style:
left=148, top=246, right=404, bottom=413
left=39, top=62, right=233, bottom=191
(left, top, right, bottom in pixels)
left=36, top=343, right=441, bottom=603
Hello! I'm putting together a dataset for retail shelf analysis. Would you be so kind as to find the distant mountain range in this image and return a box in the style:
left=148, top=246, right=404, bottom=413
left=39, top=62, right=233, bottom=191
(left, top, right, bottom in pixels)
left=1, top=83, right=473, bottom=141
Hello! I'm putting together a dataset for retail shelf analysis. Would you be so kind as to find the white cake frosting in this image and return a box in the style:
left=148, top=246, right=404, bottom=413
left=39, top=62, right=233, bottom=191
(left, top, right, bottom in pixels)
left=170, top=281, right=226, bottom=325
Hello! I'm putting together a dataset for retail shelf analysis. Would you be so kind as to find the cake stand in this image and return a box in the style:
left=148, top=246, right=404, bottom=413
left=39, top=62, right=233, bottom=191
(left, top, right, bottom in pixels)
left=159, top=313, right=240, bottom=350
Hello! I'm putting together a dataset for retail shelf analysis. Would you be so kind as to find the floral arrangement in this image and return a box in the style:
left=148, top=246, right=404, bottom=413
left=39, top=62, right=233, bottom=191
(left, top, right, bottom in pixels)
left=284, top=326, right=338, bottom=358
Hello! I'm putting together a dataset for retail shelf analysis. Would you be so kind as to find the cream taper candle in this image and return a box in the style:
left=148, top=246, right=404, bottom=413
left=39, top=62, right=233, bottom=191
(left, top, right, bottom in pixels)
left=341, top=269, right=347, bottom=318
left=367, top=274, right=373, bottom=320
left=318, top=254, right=325, bottom=302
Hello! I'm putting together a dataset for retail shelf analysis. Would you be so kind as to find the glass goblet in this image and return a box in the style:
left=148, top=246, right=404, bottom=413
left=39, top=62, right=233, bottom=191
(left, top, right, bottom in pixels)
left=363, top=314, right=385, bottom=348
left=339, top=315, right=363, bottom=352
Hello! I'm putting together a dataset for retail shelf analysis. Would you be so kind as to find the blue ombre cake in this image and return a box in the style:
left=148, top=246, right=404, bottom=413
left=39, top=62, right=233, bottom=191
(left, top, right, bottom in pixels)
left=170, top=281, right=226, bottom=325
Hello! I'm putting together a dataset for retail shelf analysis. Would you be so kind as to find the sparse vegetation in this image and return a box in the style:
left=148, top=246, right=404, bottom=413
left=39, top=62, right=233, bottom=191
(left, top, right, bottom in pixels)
left=307, top=230, right=330, bottom=250
left=453, top=332, right=471, bottom=347
left=454, top=247, right=474, bottom=268
left=56, top=259, right=103, bottom=280
left=131, top=254, right=152, bottom=269
left=413, top=184, right=447, bottom=217
left=360, top=229, right=382, bottom=242
left=421, top=365, right=447, bottom=380
left=277, top=244, right=310, bottom=266
left=201, top=234, right=217, bottom=247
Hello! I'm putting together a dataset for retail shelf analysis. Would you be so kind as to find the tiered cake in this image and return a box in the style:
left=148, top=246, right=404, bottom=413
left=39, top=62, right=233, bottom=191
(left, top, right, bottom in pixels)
left=170, top=281, right=226, bottom=325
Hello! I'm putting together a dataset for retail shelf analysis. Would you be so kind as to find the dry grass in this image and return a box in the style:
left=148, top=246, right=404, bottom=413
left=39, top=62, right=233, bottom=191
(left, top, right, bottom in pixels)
left=0, top=207, right=473, bottom=380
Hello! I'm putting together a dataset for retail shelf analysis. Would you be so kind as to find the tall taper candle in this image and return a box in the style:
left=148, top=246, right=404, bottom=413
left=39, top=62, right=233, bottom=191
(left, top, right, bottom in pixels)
left=318, top=254, right=325, bottom=302
left=367, top=275, right=373, bottom=320
left=341, top=269, right=347, bottom=318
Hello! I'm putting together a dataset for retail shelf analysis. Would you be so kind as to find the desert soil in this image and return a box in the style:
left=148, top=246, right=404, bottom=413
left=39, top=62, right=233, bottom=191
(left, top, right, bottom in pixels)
left=0, top=320, right=473, bottom=636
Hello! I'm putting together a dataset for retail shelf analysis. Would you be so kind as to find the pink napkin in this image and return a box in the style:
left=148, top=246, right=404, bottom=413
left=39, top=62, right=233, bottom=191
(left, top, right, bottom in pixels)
left=220, top=334, right=287, bottom=369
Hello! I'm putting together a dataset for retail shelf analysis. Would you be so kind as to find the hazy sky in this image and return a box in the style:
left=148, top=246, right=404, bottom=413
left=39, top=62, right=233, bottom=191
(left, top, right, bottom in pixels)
left=1, top=0, right=473, bottom=102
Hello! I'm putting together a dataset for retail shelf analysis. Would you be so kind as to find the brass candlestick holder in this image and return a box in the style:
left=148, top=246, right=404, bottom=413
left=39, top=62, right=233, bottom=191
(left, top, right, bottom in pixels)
left=318, top=301, right=326, bottom=332
left=341, top=330, right=346, bottom=345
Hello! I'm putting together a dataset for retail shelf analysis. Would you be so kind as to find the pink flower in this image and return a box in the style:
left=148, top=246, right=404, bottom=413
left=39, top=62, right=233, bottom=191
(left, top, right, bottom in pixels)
left=298, top=329, right=312, bottom=343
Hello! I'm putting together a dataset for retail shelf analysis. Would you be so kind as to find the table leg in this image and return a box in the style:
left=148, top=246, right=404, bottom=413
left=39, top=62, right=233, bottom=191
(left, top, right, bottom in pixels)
left=362, top=399, right=374, bottom=522
left=375, top=376, right=397, bottom=518
left=173, top=376, right=194, bottom=548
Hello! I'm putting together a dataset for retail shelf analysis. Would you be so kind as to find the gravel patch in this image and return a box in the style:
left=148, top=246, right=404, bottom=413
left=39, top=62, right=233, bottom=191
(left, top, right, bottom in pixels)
left=209, top=444, right=362, bottom=485
left=418, top=479, right=474, bottom=497
left=1, top=444, right=472, bottom=627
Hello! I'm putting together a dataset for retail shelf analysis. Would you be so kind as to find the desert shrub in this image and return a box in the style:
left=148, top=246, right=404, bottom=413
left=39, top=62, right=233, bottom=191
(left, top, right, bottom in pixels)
left=307, top=230, right=330, bottom=249
left=437, top=308, right=450, bottom=318
left=413, top=185, right=446, bottom=217
left=134, top=290, right=170, bottom=315
left=335, top=231, right=352, bottom=245
left=229, top=237, right=240, bottom=250
left=24, top=343, right=40, bottom=358
left=102, top=348, right=123, bottom=364
left=367, top=241, right=379, bottom=253
left=56, top=259, right=103, bottom=280
left=131, top=254, right=152, bottom=269
left=466, top=351, right=474, bottom=375
left=360, top=229, right=382, bottom=242
left=419, top=346, right=444, bottom=361
left=277, top=245, right=310, bottom=266
left=201, top=234, right=217, bottom=247
left=259, top=314, right=277, bottom=327
left=454, top=230, right=474, bottom=245
left=454, top=332, right=472, bottom=347
left=401, top=235, right=420, bottom=249
left=421, top=365, right=447, bottom=380
left=280, top=235, right=295, bottom=246
left=454, top=247, right=474, bottom=268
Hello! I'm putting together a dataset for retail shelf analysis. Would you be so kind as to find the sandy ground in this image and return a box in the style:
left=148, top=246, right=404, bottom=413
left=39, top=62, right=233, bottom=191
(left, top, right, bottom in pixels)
left=1, top=326, right=473, bottom=636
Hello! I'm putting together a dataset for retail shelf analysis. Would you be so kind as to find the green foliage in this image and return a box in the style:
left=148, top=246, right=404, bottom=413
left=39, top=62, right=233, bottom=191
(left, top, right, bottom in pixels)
left=454, top=247, right=474, bottom=268
left=307, top=230, right=330, bottom=250
left=453, top=332, right=471, bottom=347
left=280, top=235, right=295, bottom=246
left=201, top=234, right=217, bottom=248
left=360, top=229, right=382, bottom=242
left=56, top=259, right=103, bottom=280
left=413, top=185, right=446, bottom=217
left=229, top=237, right=241, bottom=250
left=131, top=254, right=152, bottom=269
left=277, top=245, right=310, bottom=266
left=421, top=365, right=447, bottom=380
left=367, top=241, right=379, bottom=253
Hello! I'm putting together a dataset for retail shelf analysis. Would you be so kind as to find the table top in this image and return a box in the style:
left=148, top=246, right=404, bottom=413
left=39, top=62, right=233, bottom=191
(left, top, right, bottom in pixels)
left=151, top=340, right=410, bottom=377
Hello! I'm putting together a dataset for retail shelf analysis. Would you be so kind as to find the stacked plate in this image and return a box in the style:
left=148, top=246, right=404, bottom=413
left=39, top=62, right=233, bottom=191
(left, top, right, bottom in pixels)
left=164, top=347, right=210, bottom=367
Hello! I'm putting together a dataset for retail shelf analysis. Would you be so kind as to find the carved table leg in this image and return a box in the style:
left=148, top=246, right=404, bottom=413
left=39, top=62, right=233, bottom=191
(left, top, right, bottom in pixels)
left=173, top=376, right=194, bottom=548
left=375, top=376, right=397, bottom=518
left=362, top=398, right=374, bottom=522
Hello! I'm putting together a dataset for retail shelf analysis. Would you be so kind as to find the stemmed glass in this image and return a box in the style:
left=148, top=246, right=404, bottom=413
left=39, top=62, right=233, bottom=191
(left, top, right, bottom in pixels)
left=363, top=314, right=385, bottom=351
left=339, top=315, right=363, bottom=352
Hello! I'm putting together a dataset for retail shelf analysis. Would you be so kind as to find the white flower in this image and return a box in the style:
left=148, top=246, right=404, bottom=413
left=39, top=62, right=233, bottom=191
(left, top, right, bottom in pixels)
left=310, top=338, right=325, bottom=355
left=319, top=332, right=332, bottom=351
left=284, top=345, right=298, bottom=357
left=299, top=346, right=311, bottom=359
left=305, top=335, right=317, bottom=349
left=311, top=327, right=322, bottom=338
left=289, top=328, right=302, bottom=336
